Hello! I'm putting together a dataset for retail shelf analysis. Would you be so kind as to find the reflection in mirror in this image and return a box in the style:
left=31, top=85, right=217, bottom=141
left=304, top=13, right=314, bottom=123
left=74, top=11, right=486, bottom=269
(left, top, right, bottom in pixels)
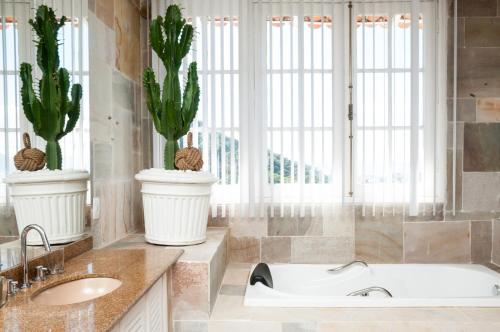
left=0, top=1, right=90, bottom=247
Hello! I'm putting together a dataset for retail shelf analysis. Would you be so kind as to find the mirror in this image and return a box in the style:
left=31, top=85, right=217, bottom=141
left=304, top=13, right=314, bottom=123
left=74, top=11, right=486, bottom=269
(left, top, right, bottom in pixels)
left=0, top=1, right=92, bottom=268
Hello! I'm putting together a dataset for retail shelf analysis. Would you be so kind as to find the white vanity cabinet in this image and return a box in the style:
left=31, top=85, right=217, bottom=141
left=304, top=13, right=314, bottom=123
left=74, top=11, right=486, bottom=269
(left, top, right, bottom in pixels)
left=110, top=273, right=169, bottom=332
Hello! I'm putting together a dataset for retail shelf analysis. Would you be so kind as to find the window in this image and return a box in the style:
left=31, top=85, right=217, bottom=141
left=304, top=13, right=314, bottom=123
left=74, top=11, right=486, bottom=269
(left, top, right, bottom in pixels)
left=354, top=1, right=445, bottom=216
left=151, top=0, right=446, bottom=218
left=0, top=0, right=90, bottom=207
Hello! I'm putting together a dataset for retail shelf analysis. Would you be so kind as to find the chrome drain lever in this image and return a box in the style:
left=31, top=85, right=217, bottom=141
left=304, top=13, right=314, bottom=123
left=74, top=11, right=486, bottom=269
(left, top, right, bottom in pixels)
left=347, top=286, right=393, bottom=298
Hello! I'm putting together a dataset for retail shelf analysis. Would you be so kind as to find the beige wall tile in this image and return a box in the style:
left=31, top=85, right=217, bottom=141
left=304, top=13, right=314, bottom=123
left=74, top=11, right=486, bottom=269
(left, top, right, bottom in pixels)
left=465, top=18, right=500, bottom=47
left=404, top=221, right=471, bottom=263
left=456, top=48, right=500, bottom=98
left=447, top=122, right=464, bottom=150
left=323, top=204, right=355, bottom=238
left=261, top=236, right=291, bottom=263
left=492, top=220, right=500, bottom=265
left=462, top=172, right=500, bottom=211
left=172, top=262, right=210, bottom=320
left=95, top=0, right=114, bottom=29
left=229, top=236, right=261, bottom=263
left=447, top=98, right=476, bottom=122
left=457, top=0, right=498, bottom=18
left=477, top=98, right=500, bottom=122
left=222, top=263, right=252, bottom=285
left=355, top=220, right=403, bottom=263
left=291, top=237, right=354, bottom=264
left=471, top=220, right=492, bottom=263
left=464, top=123, right=500, bottom=172
left=209, top=232, right=228, bottom=313
left=114, top=0, right=141, bottom=81
left=447, top=149, right=463, bottom=211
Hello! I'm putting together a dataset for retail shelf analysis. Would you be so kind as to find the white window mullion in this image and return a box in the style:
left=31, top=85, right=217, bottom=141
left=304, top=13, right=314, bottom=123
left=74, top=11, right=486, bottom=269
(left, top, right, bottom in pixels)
left=268, top=4, right=274, bottom=218
left=289, top=7, right=295, bottom=218
left=388, top=8, right=395, bottom=216
left=228, top=2, right=235, bottom=218
left=12, top=2, right=19, bottom=151
left=298, top=2, right=305, bottom=218
left=1, top=7, right=11, bottom=207
left=210, top=14, right=217, bottom=218
left=361, top=3, right=366, bottom=216
left=370, top=2, right=376, bottom=217
left=409, top=0, right=420, bottom=216
left=220, top=12, right=227, bottom=218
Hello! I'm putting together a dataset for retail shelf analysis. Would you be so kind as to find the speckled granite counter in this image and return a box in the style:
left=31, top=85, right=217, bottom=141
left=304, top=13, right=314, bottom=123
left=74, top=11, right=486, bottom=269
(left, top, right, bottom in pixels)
left=0, top=247, right=183, bottom=332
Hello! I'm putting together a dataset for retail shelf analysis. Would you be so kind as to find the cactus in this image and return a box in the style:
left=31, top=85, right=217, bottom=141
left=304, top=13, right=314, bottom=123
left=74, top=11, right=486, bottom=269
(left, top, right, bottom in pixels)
left=143, top=4, right=200, bottom=170
left=19, top=5, right=82, bottom=170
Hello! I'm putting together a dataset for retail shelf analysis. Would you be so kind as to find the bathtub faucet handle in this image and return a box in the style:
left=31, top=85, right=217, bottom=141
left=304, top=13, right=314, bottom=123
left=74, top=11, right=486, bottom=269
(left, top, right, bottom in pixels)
left=327, top=260, right=368, bottom=274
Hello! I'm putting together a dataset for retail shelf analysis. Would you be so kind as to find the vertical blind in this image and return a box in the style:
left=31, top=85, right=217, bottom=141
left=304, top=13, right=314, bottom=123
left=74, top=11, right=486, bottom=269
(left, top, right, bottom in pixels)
left=0, top=0, right=89, bottom=210
left=353, top=0, right=446, bottom=217
left=151, top=0, right=446, bottom=218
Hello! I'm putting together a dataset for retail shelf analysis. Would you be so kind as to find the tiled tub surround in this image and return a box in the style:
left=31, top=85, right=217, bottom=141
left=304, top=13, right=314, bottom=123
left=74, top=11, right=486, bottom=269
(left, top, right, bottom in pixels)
left=0, top=247, right=182, bottom=331
left=174, top=263, right=500, bottom=332
left=223, top=204, right=498, bottom=266
left=107, top=228, right=229, bottom=322
left=193, top=0, right=500, bottom=267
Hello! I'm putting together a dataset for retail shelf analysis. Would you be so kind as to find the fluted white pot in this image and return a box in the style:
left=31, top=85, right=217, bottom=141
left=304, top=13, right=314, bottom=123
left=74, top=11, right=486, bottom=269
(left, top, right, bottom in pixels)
left=5, top=170, right=89, bottom=245
left=135, top=169, right=217, bottom=245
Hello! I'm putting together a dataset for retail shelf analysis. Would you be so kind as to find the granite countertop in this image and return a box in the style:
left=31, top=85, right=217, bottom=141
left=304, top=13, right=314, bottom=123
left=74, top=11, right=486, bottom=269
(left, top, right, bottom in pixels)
left=0, top=247, right=183, bottom=331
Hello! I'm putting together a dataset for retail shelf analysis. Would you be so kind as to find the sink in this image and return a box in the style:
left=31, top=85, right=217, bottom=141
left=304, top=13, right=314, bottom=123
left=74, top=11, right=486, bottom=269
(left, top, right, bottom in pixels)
left=31, top=277, right=122, bottom=305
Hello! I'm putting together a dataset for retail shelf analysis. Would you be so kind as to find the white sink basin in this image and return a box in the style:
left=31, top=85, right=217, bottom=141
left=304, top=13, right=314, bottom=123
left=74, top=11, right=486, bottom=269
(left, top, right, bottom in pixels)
left=31, top=277, right=122, bottom=305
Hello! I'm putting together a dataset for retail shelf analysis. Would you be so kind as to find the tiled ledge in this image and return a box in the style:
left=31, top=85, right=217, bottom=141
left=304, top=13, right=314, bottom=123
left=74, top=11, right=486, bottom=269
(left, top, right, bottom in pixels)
left=174, top=263, right=500, bottom=331
left=108, top=228, right=229, bottom=321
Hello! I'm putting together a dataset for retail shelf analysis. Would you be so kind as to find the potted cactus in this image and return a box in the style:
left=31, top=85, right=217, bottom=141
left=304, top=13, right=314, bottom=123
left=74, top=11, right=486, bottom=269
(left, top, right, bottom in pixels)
left=136, top=5, right=216, bottom=245
left=5, top=5, right=89, bottom=245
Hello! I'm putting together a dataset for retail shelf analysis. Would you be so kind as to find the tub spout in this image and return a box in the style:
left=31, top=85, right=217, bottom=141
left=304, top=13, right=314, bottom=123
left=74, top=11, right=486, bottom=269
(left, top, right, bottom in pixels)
left=327, top=260, right=368, bottom=273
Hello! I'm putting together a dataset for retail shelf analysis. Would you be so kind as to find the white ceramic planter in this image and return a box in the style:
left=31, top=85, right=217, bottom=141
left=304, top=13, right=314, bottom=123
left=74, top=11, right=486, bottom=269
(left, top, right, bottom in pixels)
left=5, top=170, right=89, bottom=245
left=135, top=169, right=217, bottom=245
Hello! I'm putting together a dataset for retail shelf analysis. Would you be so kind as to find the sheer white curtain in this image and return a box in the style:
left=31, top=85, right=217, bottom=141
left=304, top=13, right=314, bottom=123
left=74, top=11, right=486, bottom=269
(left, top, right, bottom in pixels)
left=151, top=0, right=446, bottom=219
left=249, top=0, right=348, bottom=218
left=353, top=0, right=446, bottom=217
left=0, top=0, right=89, bottom=211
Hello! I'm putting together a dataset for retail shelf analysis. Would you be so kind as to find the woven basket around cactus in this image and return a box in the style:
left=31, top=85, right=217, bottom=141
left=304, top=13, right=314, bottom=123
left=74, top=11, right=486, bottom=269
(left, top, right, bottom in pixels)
left=175, top=132, right=203, bottom=171
left=14, top=133, right=45, bottom=171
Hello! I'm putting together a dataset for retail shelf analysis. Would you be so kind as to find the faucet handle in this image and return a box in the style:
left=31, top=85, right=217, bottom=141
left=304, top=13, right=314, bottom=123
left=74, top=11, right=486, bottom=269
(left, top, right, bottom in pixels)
left=33, top=265, right=48, bottom=282
left=7, top=279, right=18, bottom=296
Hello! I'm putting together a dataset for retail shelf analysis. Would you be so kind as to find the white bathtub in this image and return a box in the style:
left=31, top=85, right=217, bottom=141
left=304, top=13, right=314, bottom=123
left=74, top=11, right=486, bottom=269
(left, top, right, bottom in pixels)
left=244, top=263, right=500, bottom=307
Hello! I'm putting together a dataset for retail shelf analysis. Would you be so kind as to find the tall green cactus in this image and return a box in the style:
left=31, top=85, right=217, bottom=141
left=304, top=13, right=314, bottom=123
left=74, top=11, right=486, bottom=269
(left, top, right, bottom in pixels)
left=19, top=5, right=82, bottom=170
left=143, top=4, right=200, bottom=170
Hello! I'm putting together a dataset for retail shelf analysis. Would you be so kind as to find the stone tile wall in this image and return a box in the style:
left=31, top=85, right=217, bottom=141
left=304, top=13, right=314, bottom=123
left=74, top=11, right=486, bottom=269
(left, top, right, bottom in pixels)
left=218, top=205, right=495, bottom=264
left=89, top=0, right=151, bottom=247
left=449, top=0, right=500, bottom=265
left=218, top=0, right=500, bottom=266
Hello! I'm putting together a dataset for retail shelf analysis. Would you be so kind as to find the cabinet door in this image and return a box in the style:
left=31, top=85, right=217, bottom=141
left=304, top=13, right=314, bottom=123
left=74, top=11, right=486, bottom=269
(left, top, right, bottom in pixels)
left=119, top=296, right=147, bottom=332
left=146, top=274, right=168, bottom=332
left=115, top=273, right=169, bottom=332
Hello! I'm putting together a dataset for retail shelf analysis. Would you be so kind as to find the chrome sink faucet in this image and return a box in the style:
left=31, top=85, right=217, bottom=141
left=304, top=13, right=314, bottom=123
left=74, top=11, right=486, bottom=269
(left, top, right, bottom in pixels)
left=20, top=224, right=51, bottom=289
